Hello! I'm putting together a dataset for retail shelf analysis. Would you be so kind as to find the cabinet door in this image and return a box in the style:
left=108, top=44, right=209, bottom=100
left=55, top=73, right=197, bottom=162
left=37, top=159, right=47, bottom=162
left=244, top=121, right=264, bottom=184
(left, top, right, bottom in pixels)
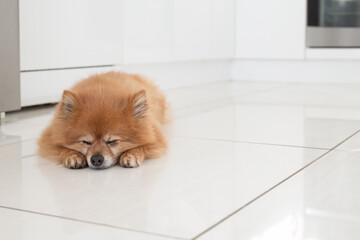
left=173, top=0, right=212, bottom=61
left=123, top=0, right=173, bottom=64
left=20, top=0, right=123, bottom=71
left=235, top=0, right=306, bottom=59
left=211, top=0, right=235, bottom=59
left=173, top=0, right=234, bottom=61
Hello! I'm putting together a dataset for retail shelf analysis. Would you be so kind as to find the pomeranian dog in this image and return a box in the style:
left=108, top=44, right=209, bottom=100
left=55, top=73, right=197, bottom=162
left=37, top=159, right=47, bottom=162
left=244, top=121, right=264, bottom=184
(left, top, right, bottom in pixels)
left=38, top=72, right=170, bottom=169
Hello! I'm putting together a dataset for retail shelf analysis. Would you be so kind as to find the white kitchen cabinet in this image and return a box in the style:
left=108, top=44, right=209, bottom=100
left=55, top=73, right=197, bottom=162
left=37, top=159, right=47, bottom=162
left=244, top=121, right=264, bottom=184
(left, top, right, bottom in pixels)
left=20, top=0, right=234, bottom=68
left=235, top=0, right=306, bottom=59
left=211, top=0, right=235, bottom=59
left=174, top=0, right=234, bottom=61
left=18, top=0, right=235, bottom=107
left=173, top=0, right=212, bottom=61
left=20, top=0, right=123, bottom=71
left=123, top=0, right=234, bottom=63
left=123, top=0, right=173, bottom=64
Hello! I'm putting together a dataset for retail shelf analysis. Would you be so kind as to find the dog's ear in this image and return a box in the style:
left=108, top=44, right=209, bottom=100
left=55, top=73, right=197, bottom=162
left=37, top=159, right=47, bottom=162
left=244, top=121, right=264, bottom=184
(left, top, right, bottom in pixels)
left=130, top=90, right=147, bottom=119
left=60, top=90, right=77, bottom=117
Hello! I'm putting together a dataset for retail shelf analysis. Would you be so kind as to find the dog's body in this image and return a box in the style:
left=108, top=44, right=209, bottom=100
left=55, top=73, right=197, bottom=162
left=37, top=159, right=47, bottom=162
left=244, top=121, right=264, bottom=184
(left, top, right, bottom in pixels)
left=38, top=72, right=170, bottom=169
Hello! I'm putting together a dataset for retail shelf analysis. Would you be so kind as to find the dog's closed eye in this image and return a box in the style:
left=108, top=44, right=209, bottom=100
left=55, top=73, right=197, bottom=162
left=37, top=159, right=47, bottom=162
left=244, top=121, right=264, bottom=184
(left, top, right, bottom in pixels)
left=106, top=140, right=118, bottom=145
left=81, top=140, right=92, bottom=145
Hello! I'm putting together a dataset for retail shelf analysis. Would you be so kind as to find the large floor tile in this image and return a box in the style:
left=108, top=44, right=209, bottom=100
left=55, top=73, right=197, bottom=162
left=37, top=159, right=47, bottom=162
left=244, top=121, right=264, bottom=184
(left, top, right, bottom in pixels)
left=0, top=207, right=175, bottom=240
left=165, top=81, right=287, bottom=110
left=0, top=138, right=325, bottom=239
left=197, top=149, right=360, bottom=240
left=171, top=83, right=360, bottom=149
left=335, top=131, right=360, bottom=152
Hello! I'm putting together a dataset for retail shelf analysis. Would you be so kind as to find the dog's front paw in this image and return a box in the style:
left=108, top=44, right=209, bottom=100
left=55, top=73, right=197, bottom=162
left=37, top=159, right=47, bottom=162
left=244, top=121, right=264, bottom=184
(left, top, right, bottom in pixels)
left=63, top=152, right=87, bottom=169
left=119, top=151, right=143, bottom=168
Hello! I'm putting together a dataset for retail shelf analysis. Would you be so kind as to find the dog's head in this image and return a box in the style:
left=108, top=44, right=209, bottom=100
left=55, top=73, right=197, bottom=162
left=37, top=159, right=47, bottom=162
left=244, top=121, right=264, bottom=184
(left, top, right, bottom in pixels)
left=56, top=89, right=153, bottom=169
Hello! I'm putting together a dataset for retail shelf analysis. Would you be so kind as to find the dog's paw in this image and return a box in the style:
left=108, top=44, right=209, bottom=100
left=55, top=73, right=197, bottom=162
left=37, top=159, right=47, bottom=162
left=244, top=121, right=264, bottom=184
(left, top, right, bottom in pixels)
left=63, top=153, right=87, bottom=169
left=119, top=151, right=143, bottom=168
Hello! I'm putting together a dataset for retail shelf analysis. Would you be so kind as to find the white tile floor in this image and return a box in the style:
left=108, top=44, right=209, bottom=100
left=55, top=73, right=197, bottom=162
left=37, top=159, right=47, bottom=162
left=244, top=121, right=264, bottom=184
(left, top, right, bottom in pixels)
left=0, top=81, right=359, bottom=240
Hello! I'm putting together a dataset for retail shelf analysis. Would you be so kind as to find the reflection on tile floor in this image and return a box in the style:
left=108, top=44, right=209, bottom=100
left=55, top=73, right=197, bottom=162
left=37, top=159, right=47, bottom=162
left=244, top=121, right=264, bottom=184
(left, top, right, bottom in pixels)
left=0, top=81, right=359, bottom=239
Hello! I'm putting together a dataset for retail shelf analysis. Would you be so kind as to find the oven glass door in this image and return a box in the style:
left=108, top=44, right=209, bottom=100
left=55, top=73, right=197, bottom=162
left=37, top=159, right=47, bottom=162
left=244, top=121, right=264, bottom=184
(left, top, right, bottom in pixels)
left=320, top=0, right=360, bottom=27
left=307, top=0, right=360, bottom=47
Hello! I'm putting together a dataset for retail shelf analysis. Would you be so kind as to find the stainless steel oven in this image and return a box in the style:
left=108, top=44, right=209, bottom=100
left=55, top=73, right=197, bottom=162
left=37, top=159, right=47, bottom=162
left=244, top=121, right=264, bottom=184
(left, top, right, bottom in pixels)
left=307, top=0, right=360, bottom=47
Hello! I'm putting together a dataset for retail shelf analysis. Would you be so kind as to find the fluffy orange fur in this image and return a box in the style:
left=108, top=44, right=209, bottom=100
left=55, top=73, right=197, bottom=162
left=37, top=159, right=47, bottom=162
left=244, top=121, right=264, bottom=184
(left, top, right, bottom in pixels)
left=38, top=72, right=170, bottom=169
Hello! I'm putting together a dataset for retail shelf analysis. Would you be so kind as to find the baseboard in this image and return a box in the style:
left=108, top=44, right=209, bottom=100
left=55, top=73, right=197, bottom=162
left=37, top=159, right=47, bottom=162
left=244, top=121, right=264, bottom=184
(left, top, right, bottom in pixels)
left=21, top=60, right=232, bottom=107
left=232, top=59, right=360, bottom=83
left=120, top=60, right=232, bottom=89
left=306, top=48, right=360, bottom=60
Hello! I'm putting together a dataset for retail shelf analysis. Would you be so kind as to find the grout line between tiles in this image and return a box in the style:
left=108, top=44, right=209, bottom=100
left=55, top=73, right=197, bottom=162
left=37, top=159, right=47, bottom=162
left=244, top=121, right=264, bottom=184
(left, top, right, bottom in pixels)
left=171, top=135, right=331, bottom=151
left=192, top=129, right=360, bottom=240
left=0, top=205, right=188, bottom=240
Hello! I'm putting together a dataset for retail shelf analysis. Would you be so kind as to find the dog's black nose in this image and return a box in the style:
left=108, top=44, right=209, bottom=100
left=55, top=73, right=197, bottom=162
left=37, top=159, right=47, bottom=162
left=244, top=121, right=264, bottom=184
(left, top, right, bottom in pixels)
left=91, top=154, right=104, bottom=167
